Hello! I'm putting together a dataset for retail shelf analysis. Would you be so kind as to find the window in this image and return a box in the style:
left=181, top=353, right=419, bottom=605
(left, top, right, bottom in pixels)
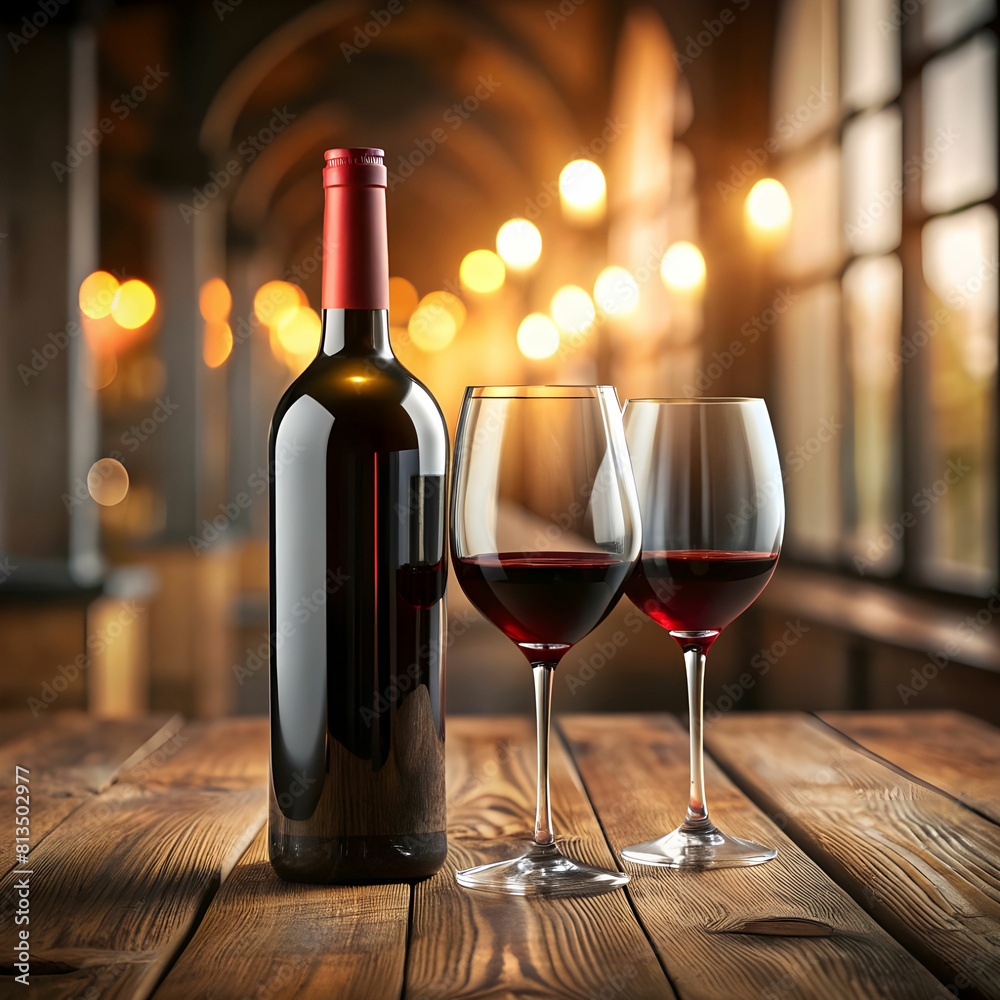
left=771, top=0, right=999, bottom=594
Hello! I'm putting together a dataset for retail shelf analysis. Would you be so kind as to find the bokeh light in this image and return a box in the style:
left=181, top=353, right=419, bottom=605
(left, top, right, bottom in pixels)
left=199, top=278, right=232, bottom=323
left=203, top=322, right=234, bottom=368
left=496, top=218, right=542, bottom=271
left=558, top=160, right=606, bottom=224
left=550, top=285, right=596, bottom=335
left=660, top=242, right=706, bottom=292
left=88, top=458, right=129, bottom=506
left=745, top=179, right=792, bottom=234
left=517, top=313, right=560, bottom=360
left=254, top=280, right=306, bottom=327
left=79, top=271, right=120, bottom=319
left=111, top=279, right=156, bottom=329
left=460, top=249, right=506, bottom=294
left=276, top=306, right=322, bottom=357
left=388, top=276, right=419, bottom=325
left=408, top=291, right=466, bottom=351
left=594, top=266, right=640, bottom=317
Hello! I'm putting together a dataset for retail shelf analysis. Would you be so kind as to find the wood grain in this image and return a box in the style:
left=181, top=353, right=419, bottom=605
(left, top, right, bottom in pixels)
left=560, top=714, right=951, bottom=1000
left=0, top=712, right=179, bottom=876
left=820, top=711, right=1000, bottom=825
left=0, top=719, right=268, bottom=999
left=405, top=716, right=675, bottom=1000
left=152, top=828, right=408, bottom=1000
left=706, top=712, right=1000, bottom=999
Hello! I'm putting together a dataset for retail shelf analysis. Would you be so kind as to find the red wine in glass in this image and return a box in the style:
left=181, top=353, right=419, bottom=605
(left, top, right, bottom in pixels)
left=450, top=385, right=641, bottom=896
left=621, top=398, right=784, bottom=869
left=627, top=550, right=778, bottom=647
left=455, top=551, right=633, bottom=661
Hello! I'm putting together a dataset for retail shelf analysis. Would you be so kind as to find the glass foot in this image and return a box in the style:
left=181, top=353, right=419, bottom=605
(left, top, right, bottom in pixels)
left=455, top=842, right=630, bottom=897
left=622, top=823, right=776, bottom=869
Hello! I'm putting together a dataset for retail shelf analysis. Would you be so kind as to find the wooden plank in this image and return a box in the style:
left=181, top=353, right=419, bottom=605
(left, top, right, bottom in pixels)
left=0, top=712, right=180, bottom=875
left=560, top=714, right=950, bottom=1000
left=405, top=716, right=675, bottom=1000
left=820, top=711, right=1000, bottom=825
left=706, top=712, right=1000, bottom=999
left=151, top=829, right=408, bottom=1000
left=0, top=719, right=267, bottom=999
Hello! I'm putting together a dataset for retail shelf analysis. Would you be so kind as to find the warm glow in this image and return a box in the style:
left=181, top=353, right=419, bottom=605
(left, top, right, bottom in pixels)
left=79, top=271, right=120, bottom=319
left=88, top=458, right=129, bottom=506
left=408, top=291, right=465, bottom=351
left=594, top=266, right=640, bottom=317
left=550, top=285, right=596, bottom=335
left=496, top=218, right=542, bottom=271
left=660, top=242, right=706, bottom=292
left=203, top=322, right=233, bottom=368
left=460, top=249, right=506, bottom=294
left=85, top=352, right=118, bottom=390
left=254, top=280, right=306, bottom=327
left=276, top=306, right=321, bottom=357
left=559, top=160, right=606, bottom=224
left=388, top=277, right=419, bottom=325
left=199, top=278, right=232, bottom=323
left=745, top=179, right=792, bottom=234
left=517, top=313, right=560, bottom=360
left=111, top=279, right=156, bottom=329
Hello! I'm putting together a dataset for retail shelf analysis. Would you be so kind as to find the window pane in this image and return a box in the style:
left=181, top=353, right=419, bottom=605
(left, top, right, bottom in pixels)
left=920, top=205, right=998, bottom=590
left=772, top=0, right=839, bottom=150
left=842, top=109, right=903, bottom=256
left=922, top=33, right=998, bottom=214
left=923, top=0, right=996, bottom=48
left=776, top=282, right=842, bottom=558
left=843, top=255, right=902, bottom=574
left=842, top=0, right=901, bottom=110
left=779, top=144, right=842, bottom=278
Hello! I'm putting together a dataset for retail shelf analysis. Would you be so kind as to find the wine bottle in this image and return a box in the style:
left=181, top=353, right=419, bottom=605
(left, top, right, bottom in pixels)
left=268, top=147, right=448, bottom=883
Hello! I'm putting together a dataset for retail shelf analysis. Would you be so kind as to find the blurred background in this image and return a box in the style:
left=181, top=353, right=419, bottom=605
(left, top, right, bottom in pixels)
left=1, top=0, right=997, bottom=723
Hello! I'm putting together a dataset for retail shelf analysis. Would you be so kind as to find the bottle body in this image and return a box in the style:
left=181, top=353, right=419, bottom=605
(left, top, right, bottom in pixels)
left=268, top=150, right=447, bottom=883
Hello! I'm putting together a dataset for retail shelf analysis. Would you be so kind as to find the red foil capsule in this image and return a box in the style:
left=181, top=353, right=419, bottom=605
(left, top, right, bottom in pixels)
left=322, top=147, right=389, bottom=310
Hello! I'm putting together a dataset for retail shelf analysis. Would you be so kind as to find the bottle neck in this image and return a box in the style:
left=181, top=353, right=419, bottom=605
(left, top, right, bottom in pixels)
left=320, top=308, right=393, bottom=358
left=321, top=183, right=389, bottom=311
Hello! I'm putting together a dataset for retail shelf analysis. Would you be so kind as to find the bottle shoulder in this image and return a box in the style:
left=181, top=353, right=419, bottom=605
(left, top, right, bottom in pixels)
left=270, top=355, right=448, bottom=466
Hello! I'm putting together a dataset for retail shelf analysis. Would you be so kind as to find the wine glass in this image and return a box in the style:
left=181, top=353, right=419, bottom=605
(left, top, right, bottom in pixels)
left=450, top=385, right=641, bottom=895
left=621, top=398, right=784, bottom=868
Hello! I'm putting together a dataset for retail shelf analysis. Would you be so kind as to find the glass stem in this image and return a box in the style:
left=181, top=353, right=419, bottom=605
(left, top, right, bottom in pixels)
left=532, top=662, right=557, bottom=847
left=681, top=644, right=712, bottom=830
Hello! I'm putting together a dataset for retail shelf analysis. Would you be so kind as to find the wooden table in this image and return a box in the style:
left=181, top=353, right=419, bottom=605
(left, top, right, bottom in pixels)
left=1, top=711, right=998, bottom=999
